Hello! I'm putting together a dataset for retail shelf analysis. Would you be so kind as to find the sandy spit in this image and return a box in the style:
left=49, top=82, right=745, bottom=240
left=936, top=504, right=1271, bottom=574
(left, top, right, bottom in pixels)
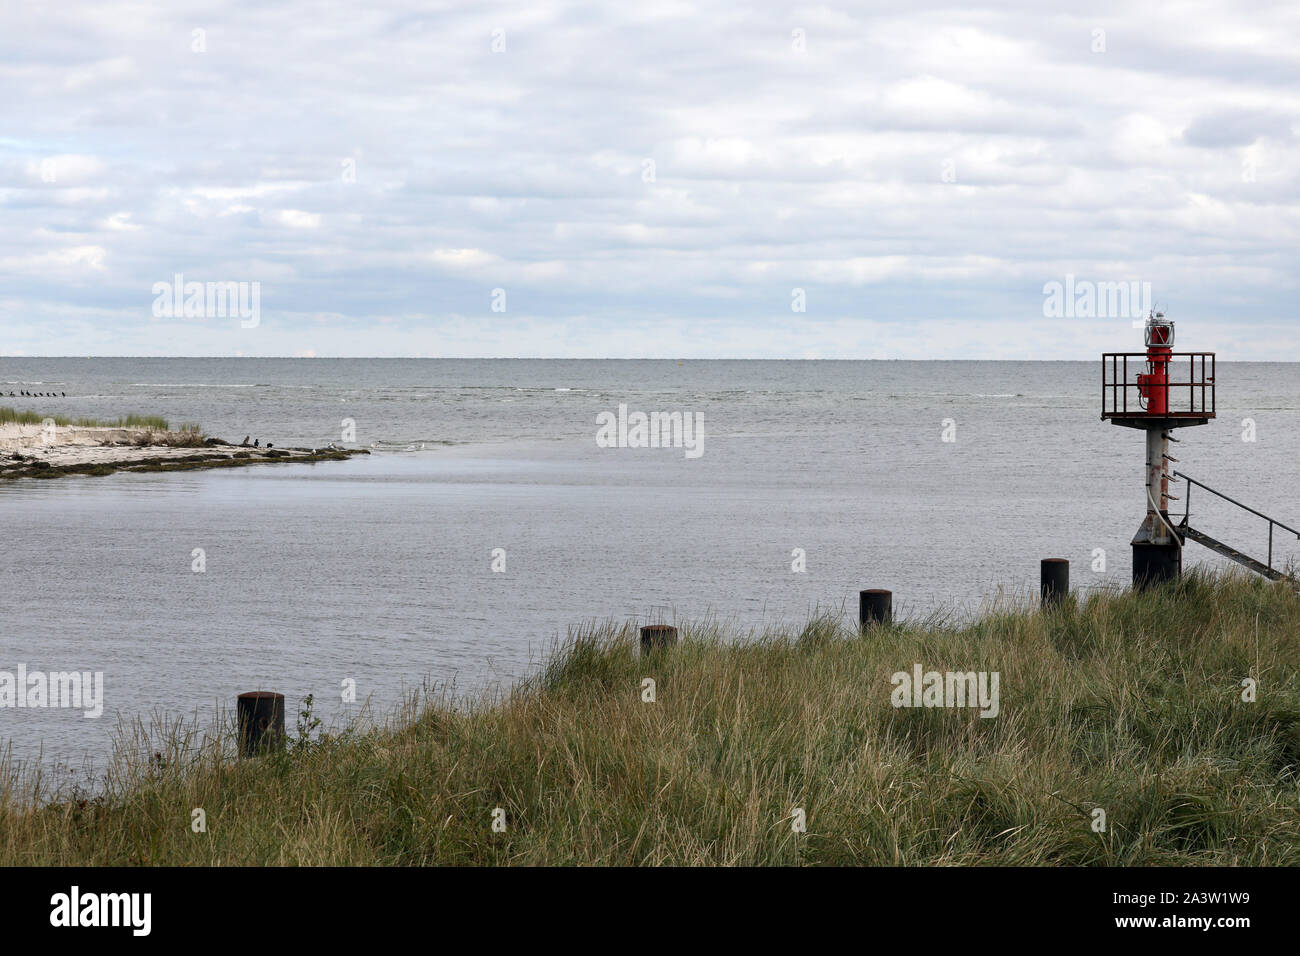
left=0, top=423, right=359, bottom=477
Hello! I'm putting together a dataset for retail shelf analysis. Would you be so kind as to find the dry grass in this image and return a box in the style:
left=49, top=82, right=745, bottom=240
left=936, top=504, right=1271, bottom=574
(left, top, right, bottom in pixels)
left=0, top=407, right=183, bottom=431
left=1, top=569, right=1297, bottom=865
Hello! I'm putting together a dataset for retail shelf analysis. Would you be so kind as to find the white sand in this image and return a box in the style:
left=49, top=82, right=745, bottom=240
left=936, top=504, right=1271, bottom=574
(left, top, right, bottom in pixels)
left=0, top=423, right=329, bottom=471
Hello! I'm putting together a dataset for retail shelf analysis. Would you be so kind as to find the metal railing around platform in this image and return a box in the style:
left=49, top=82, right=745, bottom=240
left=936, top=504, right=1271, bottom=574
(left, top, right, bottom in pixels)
left=1101, top=352, right=1216, bottom=418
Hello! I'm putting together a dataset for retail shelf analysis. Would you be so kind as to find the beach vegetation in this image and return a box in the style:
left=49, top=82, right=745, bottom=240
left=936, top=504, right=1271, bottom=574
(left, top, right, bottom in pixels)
left=0, top=570, right=1295, bottom=865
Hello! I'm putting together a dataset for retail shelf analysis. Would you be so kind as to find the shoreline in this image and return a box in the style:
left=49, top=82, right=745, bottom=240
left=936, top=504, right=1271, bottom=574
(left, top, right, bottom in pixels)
left=0, top=570, right=1295, bottom=864
left=0, top=423, right=367, bottom=480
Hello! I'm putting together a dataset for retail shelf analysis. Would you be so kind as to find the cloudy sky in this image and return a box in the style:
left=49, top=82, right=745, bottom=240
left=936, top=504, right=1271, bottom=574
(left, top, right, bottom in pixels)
left=1, top=1, right=1296, bottom=358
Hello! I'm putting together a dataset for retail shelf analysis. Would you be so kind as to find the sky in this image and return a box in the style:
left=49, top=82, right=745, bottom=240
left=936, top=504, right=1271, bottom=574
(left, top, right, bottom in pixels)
left=0, top=0, right=1296, bottom=359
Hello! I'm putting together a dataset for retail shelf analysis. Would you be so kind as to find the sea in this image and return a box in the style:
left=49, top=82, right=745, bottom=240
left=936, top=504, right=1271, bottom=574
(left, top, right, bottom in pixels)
left=1, top=358, right=1297, bottom=787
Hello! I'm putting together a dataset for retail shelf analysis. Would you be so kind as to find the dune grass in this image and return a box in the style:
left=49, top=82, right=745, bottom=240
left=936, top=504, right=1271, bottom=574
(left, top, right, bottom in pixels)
left=0, top=407, right=184, bottom=432
left=1, top=569, right=1297, bottom=866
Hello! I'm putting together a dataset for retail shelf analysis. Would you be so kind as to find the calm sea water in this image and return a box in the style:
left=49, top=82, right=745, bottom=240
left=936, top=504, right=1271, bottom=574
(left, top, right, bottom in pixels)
left=2, top=358, right=1298, bottom=785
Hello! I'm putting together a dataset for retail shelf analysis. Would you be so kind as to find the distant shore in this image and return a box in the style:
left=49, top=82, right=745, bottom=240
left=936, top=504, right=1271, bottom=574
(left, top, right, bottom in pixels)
left=0, top=421, right=367, bottom=480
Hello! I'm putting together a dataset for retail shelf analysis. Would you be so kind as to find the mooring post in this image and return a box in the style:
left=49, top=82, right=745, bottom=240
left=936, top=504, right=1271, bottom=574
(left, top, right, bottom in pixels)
left=1040, top=558, right=1069, bottom=608
left=237, top=691, right=286, bottom=757
left=640, top=624, right=678, bottom=655
left=859, top=589, right=892, bottom=628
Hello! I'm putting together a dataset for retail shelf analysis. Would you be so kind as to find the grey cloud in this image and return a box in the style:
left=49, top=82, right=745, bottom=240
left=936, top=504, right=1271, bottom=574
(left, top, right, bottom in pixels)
left=1183, top=109, right=1296, bottom=147
left=0, top=0, right=1297, bottom=358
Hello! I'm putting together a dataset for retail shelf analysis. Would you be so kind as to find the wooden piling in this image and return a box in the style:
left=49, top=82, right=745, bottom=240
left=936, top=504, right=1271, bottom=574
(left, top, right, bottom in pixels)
left=237, top=691, right=285, bottom=757
left=640, top=624, right=678, bottom=655
left=1041, top=558, right=1069, bottom=608
left=859, top=589, right=892, bottom=628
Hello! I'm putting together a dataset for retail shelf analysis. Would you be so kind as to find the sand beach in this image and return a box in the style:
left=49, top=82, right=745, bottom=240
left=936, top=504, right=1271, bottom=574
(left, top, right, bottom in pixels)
left=0, top=422, right=363, bottom=479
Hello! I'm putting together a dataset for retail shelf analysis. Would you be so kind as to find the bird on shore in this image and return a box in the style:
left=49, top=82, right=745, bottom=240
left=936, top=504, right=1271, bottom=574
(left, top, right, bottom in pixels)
left=241, top=435, right=250, bottom=447
left=266, top=443, right=273, bottom=449
left=253, top=439, right=260, bottom=448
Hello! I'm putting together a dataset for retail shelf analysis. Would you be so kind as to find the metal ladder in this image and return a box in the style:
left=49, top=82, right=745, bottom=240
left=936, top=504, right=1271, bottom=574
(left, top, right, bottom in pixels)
left=1173, top=471, right=1300, bottom=585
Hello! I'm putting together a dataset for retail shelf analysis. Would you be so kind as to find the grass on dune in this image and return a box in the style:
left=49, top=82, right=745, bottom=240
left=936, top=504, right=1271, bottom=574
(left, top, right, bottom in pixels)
left=0, top=407, right=188, bottom=432
left=1, top=569, right=1297, bottom=866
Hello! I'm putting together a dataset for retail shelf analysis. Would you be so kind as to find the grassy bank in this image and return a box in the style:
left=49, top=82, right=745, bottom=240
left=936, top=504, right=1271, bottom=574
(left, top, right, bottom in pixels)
left=1, top=570, right=1297, bottom=865
left=0, top=406, right=191, bottom=431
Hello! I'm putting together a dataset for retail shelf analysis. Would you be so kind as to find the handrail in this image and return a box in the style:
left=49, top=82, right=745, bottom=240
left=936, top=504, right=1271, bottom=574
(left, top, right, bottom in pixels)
left=1101, top=352, right=1216, bottom=418
left=1173, top=470, right=1300, bottom=571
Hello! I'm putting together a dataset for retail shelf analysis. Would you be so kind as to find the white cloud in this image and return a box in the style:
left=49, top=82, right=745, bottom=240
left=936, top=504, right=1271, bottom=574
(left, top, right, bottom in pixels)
left=63, top=55, right=135, bottom=90
left=2, top=245, right=108, bottom=274
left=24, top=154, right=104, bottom=185
left=428, top=248, right=499, bottom=270
left=102, top=211, right=140, bottom=231
left=0, top=0, right=1296, bottom=357
left=272, top=209, right=322, bottom=229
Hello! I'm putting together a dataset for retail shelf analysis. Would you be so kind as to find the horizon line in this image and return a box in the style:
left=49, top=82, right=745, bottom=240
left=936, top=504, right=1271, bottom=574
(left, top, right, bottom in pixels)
left=2, top=355, right=1298, bottom=363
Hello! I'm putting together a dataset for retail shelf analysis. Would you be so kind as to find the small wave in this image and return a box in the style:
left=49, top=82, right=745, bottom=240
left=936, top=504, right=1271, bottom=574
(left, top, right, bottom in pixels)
left=509, top=386, right=588, bottom=392
left=369, top=439, right=461, bottom=449
left=128, top=383, right=262, bottom=388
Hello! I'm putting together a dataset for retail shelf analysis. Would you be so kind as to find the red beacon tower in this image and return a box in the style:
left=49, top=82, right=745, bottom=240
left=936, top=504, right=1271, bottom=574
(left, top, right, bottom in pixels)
left=1102, top=312, right=1216, bottom=587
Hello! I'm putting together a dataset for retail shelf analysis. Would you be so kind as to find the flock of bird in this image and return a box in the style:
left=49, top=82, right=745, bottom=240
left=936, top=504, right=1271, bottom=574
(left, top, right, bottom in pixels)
left=2, top=391, right=308, bottom=455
